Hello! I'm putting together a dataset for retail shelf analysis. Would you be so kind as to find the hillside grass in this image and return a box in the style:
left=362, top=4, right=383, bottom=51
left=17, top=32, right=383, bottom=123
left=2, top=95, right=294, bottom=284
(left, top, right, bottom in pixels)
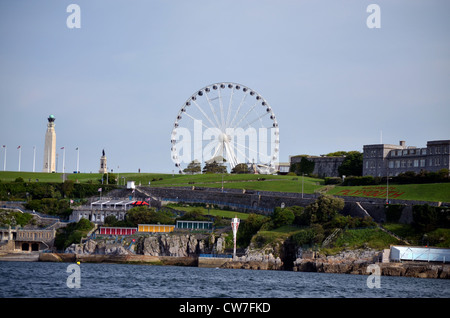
left=1, top=171, right=448, bottom=202
left=327, top=183, right=450, bottom=202
left=0, top=171, right=324, bottom=194
left=165, top=204, right=259, bottom=221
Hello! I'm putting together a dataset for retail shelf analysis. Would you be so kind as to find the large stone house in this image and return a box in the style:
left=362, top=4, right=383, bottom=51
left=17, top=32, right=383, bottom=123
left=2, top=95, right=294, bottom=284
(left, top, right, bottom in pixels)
left=363, top=140, right=450, bottom=177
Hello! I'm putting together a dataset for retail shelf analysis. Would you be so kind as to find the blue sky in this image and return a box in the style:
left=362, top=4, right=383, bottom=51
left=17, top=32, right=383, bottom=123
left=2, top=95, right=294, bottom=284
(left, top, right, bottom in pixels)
left=0, top=0, right=449, bottom=173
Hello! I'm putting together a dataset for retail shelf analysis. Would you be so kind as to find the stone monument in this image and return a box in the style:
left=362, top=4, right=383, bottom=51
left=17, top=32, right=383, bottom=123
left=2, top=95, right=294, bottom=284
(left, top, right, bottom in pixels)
left=42, top=115, right=56, bottom=173
left=99, top=149, right=107, bottom=174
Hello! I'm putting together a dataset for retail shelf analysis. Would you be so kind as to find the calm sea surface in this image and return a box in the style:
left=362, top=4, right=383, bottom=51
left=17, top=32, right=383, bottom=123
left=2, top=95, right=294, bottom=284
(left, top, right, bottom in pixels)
left=0, top=261, right=449, bottom=298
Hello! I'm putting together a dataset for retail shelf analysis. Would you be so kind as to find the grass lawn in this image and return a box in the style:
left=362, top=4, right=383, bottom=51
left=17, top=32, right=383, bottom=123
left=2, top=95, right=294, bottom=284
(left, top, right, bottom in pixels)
left=327, top=183, right=450, bottom=202
left=0, top=171, right=324, bottom=194
left=251, top=225, right=306, bottom=248
left=165, top=204, right=264, bottom=221
left=321, top=228, right=401, bottom=255
left=1, top=171, right=448, bottom=202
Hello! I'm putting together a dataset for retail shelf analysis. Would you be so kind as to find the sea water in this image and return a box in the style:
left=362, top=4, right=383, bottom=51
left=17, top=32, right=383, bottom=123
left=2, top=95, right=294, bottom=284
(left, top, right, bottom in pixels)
left=0, top=261, right=449, bottom=298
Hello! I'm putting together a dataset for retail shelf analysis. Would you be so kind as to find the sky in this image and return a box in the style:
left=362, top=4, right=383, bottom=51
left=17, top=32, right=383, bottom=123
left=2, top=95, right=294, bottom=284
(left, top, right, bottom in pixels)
left=0, top=0, right=449, bottom=174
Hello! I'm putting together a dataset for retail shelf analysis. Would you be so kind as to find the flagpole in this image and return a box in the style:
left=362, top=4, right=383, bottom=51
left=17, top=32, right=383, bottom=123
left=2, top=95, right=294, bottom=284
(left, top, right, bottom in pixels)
left=33, top=146, right=36, bottom=172
left=62, top=147, right=65, bottom=174
left=18, top=146, right=21, bottom=172
left=76, top=147, right=79, bottom=173
left=2, top=145, right=6, bottom=171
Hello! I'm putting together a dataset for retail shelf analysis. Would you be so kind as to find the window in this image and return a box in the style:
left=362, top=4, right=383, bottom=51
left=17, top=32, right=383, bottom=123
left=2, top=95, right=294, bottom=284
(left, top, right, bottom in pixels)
left=422, top=149, right=427, bottom=155
left=395, top=160, right=400, bottom=168
left=414, top=160, right=419, bottom=167
left=389, top=161, right=394, bottom=168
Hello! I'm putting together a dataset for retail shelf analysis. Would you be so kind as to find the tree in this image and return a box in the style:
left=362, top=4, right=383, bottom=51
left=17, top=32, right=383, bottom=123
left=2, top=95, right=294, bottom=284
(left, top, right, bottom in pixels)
left=305, top=195, right=345, bottom=224
left=126, top=206, right=174, bottom=226
left=231, top=163, right=250, bottom=174
left=272, top=207, right=295, bottom=228
left=237, top=214, right=267, bottom=247
left=183, top=160, right=201, bottom=174
left=290, top=156, right=315, bottom=175
left=338, top=151, right=363, bottom=177
left=179, top=208, right=208, bottom=221
left=100, top=173, right=117, bottom=184
left=203, top=160, right=227, bottom=174
left=61, top=180, right=74, bottom=198
left=412, top=204, right=439, bottom=232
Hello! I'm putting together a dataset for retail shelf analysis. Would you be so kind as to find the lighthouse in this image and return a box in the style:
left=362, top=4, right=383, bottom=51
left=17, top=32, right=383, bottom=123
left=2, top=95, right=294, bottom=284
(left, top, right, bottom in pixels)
left=42, top=115, right=56, bottom=173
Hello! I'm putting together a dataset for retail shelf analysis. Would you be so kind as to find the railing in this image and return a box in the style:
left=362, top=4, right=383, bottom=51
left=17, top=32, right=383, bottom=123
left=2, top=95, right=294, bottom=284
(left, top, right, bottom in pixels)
left=199, top=254, right=233, bottom=258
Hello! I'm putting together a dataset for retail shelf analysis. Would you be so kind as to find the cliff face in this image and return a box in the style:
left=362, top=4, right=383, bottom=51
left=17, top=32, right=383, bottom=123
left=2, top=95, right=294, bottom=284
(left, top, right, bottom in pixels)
left=221, top=239, right=284, bottom=270
left=135, top=233, right=226, bottom=257
left=65, top=239, right=131, bottom=255
left=65, top=233, right=227, bottom=257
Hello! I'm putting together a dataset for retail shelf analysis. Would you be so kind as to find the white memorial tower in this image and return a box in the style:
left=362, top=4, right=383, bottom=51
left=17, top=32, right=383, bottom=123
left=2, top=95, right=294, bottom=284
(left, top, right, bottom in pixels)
left=42, top=115, right=56, bottom=173
left=99, top=149, right=107, bottom=174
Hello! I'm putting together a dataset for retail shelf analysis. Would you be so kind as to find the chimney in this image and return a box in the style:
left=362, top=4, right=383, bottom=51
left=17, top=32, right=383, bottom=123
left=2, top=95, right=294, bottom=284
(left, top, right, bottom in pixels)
left=399, top=141, right=406, bottom=147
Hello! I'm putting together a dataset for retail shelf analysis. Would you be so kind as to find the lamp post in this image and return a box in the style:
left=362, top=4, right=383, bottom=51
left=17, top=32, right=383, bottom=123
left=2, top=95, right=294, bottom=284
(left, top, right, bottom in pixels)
left=76, top=147, right=79, bottom=173
left=2, top=145, right=6, bottom=171
left=231, top=216, right=240, bottom=259
left=386, top=176, right=392, bottom=204
left=301, top=173, right=304, bottom=199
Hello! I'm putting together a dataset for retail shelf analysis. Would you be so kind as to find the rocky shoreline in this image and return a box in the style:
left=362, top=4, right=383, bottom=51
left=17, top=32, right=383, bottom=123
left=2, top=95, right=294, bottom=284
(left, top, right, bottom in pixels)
left=293, top=257, right=450, bottom=279
left=2, top=233, right=449, bottom=279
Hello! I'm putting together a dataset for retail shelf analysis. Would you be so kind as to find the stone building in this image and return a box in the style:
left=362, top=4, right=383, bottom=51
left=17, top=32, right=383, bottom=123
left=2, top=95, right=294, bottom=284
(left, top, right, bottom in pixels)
left=0, top=226, right=56, bottom=252
left=363, top=140, right=450, bottom=177
left=289, top=155, right=345, bottom=178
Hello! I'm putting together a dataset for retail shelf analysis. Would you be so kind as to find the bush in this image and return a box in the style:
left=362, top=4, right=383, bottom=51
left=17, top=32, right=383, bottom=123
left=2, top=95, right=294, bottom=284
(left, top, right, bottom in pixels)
left=272, top=207, right=295, bottom=228
left=25, top=198, right=72, bottom=219
left=237, top=214, right=268, bottom=247
left=54, top=218, right=95, bottom=250
left=324, top=177, right=342, bottom=185
left=291, top=224, right=324, bottom=247
left=342, top=176, right=376, bottom=186
left=412, top=204, right=449, bottom=232
left=305, top=195, right=345, bottom=224
left=385, top=204, right=404, bottom=223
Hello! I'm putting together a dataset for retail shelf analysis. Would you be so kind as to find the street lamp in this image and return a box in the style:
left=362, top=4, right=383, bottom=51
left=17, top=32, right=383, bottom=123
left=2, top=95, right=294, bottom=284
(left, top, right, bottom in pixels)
left=386, top=176, right=392, bottom=204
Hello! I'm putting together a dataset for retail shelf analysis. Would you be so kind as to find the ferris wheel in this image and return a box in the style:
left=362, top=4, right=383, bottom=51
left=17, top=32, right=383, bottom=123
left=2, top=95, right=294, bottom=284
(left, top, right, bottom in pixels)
left=170, top=82, right=279, bottom=174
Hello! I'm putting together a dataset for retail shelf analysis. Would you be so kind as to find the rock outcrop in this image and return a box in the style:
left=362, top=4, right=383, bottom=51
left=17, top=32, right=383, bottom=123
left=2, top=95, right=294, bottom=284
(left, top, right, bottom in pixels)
left=221, top=239, right=284, bottom=270
left=135, top=233, right=226, bottom=257
left=221, top=253, right=283, bottom=270
left=292, top=248, right=450, bottom=279
left=64, top=233, right=227, bottom=257
left=65, top=239, right=131, bottom=255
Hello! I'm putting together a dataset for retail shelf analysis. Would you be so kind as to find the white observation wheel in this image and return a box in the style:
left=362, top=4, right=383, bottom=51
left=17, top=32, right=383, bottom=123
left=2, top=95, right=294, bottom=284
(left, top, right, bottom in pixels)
left=171, top=82, right=279, bottom=174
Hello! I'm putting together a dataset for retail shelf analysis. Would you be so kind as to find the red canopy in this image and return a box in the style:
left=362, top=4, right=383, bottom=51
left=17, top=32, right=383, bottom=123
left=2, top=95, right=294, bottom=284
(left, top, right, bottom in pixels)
left=132, top=201, right=149, bottom=206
